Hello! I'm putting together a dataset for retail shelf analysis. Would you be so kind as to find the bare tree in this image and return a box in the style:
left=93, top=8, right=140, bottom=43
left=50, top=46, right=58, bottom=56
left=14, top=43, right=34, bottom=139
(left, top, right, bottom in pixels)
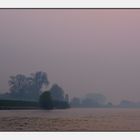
left=8, top=71, right=49, bottom=100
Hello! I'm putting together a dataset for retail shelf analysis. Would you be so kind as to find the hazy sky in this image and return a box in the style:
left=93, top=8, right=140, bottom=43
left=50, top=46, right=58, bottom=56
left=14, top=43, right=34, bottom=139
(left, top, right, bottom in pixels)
left=0, top=9, right=140, bottom=103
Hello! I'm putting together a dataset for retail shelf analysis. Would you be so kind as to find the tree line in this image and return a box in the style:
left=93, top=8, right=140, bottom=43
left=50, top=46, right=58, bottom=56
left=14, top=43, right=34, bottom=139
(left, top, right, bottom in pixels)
left=0, top=71, right=139, bottom=109
left=0, top=71, right=70, bottom=110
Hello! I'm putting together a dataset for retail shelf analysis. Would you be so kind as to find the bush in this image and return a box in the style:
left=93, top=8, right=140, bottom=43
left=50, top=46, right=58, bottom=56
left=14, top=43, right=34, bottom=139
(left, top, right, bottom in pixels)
left=0, top=99, right=39, bottom=109
left=53, top=100, right=70, bottom=109
left=39, top=91, right=53, bottom=110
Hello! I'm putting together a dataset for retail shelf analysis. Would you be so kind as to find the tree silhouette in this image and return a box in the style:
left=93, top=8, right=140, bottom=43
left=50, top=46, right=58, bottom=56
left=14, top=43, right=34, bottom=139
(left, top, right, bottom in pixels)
left=8, top=71, right=49, bottom=100
left=9, top=74, right=29, bottom=96
left=70, top=97, right=81, bottom=107
left=65, top=94, right=69, bottom=103
left=85, top=93, right=107, bottom=105
left=50, top=84, right=65, bottom=101
left=39, top=91, right=53, bottom=109
left=30, top=71, right=49, bottom=94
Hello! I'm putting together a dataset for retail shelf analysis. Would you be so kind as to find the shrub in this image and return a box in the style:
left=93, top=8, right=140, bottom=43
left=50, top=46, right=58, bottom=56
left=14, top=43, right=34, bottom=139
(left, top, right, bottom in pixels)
left=39, top=91, right=53, bottom=110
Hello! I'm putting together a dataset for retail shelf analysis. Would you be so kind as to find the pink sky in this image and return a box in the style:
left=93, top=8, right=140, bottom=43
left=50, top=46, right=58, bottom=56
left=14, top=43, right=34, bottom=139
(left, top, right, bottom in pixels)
left=0, top=9, right=140, bottom=103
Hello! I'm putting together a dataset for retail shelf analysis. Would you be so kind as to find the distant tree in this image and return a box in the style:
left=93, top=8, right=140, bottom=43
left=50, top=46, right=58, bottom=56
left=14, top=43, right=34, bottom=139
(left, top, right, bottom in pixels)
left=119, top=100, right=137, bottom=108
left=8, top=71, right=49, bottom=100
left=65, top=94, right=69, bottom=103
left=85, top=93, right=107, bottom=105
left=8, top=74, right=29, bottom=96
left=39, top=91, right=53, bottom=110
left=50, top=84, right=65, bottom=101
left=53, top=100, right=70, bottom=109
left=70, top=97, right=81, bottom=107
left=106, top=102, right=113, bottom=107
left=81, top=98, right=100, bottom=107
left=30, top=71, right=49, bottom=94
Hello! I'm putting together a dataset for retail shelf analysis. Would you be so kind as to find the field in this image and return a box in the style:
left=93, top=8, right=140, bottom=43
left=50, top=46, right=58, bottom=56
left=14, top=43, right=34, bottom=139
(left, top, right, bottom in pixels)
left=0, top=108, right=140, bottom=131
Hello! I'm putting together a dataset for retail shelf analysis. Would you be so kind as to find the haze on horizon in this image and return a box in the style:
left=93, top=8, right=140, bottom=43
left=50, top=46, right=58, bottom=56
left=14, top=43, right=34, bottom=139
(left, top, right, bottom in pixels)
left=0, top=9, right=140, bottom=104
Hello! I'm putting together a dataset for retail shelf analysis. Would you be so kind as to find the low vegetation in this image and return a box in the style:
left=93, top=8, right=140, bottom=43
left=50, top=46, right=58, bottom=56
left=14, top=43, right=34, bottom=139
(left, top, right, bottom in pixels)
left=0, top=99, right=39, bottom=109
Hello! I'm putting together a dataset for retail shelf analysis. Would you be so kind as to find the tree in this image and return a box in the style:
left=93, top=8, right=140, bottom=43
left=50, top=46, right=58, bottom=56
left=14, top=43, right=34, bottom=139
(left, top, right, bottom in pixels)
left=70, top=97, right=81, bottom=107
left=30, top=71, right=49, bottom=94
left=50, top=84, right=65, bottom=101
left=106, top=102, right=113, bottom=107
left=8, top=71, right=49, bottom=100
left=53, top=100, right=70, bottom=109
left=65, top=94, right=69, bottom=103
left=39, top=91, right=53, bottom=109
left=85, top=93, right=107, bottom=105
left=8, top=74, right=30, bottom=96
left=81, top=98, right=100, bottom=107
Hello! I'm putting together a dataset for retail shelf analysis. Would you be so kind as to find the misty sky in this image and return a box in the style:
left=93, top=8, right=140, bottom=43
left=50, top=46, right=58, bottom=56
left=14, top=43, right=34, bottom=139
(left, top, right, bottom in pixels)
left=0, top=9, right=140, bottom=103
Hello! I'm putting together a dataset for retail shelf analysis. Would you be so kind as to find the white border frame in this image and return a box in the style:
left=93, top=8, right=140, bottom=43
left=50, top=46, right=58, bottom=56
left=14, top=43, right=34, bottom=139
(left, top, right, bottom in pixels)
left=0, top=0, right=140, bottom=8
left=0, top=132, right=140, bottom=140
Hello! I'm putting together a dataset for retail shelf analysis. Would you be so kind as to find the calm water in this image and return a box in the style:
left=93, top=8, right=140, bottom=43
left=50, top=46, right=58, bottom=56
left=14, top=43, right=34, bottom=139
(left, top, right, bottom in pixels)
left=0, top=108, right=140, bottom=118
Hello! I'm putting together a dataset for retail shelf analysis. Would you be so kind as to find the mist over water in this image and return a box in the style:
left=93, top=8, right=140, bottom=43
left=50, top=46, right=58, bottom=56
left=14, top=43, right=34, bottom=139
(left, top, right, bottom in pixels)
left=0, top=9, right=140, bottom=104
